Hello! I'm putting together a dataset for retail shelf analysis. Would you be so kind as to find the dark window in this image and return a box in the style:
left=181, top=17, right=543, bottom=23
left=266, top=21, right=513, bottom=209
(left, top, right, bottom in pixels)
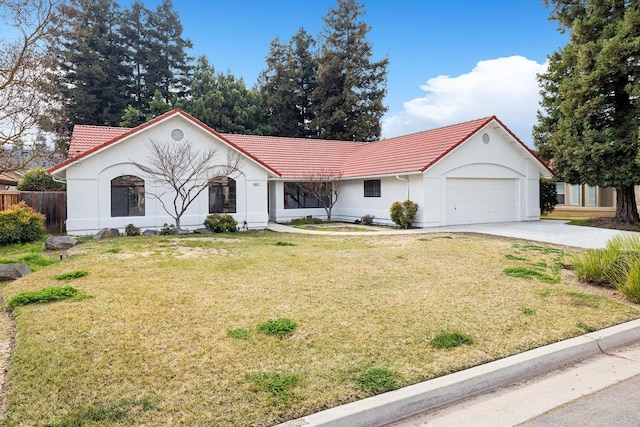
left=364, top=179, right=381, bottom=197
left=209, top=177, right=236, bottom=213
left=111, top=175, right=145, bottom=217
left=284, top=182, right=327, bottom=209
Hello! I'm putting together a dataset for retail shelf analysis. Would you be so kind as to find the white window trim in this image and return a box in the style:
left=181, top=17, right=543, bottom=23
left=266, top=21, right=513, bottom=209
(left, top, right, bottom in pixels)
left=570, top=184, right=581, bottom=206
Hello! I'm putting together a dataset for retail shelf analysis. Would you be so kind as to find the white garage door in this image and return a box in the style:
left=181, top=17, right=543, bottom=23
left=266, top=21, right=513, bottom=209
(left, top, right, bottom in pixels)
left=446, top=178, right=518, bottom=225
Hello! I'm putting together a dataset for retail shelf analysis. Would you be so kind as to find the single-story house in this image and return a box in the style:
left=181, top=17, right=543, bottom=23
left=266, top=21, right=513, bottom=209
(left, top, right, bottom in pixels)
left=47, top=109, right=553, bottom=235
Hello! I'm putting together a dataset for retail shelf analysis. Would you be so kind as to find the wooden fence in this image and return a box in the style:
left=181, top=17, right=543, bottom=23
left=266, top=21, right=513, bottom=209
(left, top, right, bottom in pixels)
left=0, top=191, right=67, bottom=235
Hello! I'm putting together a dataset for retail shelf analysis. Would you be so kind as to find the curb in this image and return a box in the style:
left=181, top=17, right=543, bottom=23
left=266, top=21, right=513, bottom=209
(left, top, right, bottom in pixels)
left=278, top=319, right=640, bottom=427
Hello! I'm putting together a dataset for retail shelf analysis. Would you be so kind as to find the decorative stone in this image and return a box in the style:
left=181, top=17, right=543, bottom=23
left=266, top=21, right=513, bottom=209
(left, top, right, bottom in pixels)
left=94, top=228, right=121, bottom=239
left=142, top=229, right=159, bottom=236
left=0, top=263, right=31, bottom=281
left=45, top=236, right=78, bottom=251
left=192, top=228, right=212, bottom=234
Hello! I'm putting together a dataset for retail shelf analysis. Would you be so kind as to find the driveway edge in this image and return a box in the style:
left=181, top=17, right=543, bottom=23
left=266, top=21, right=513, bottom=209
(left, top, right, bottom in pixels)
left=278, top=319, right=640, bottom=427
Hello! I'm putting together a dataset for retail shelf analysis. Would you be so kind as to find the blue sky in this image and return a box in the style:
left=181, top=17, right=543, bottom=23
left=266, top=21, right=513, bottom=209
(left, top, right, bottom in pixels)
left=135, top=0, right=568, bottom=146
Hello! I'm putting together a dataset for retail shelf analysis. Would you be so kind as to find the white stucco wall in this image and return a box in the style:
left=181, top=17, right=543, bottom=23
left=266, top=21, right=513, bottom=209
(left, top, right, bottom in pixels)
left=63, top=115, right=271, bottom=235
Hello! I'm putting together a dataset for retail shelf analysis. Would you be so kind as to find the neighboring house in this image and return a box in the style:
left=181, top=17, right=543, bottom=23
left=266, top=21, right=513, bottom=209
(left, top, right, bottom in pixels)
left=47, top=109, right=553, bottom=235
left=0, top=171, right=23, bottom=190
left=554, top=182, right=640, bottom=213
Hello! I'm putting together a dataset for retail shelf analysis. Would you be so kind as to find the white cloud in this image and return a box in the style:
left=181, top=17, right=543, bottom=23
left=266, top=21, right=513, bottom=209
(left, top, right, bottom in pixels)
left=381, top=56, right=547, bottom=147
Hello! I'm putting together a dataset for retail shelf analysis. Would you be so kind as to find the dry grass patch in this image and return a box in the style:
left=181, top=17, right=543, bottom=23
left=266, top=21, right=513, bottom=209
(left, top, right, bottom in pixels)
left=1, top=232, right=638, bottom=426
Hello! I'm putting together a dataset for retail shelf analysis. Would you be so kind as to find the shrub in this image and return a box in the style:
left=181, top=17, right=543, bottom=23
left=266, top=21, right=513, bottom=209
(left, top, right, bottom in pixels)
left=610, top=257, right=640, bottom=303
left=429, top=331, right=473, bottom=349
left=6, top=285, right=83, bottom=308
left=204, top=214, right=238, bottom=233
left=159, top=224, right=175, bottom=235
left=124, top=224, right=140, bottom=236
left=572, top=235, right=640, bottom=287
left=256, top=318, right=297, bottom=338
left=356, top=368, right=399, bottom=393
left=17, top=168, right=65, bottom=191
left=539, top=178, right=557, bottom=214
left=0, top=201, right=46, bottom=245
left=390, top=200, right=418, bottom=229
left=361, top=214, right=375, bottom=226
left=290, top=216, right=323, bottom=225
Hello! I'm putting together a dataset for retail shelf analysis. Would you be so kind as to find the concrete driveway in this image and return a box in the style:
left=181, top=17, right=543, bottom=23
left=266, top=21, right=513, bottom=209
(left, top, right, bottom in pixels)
left=268, top=220, right=637, bottom=249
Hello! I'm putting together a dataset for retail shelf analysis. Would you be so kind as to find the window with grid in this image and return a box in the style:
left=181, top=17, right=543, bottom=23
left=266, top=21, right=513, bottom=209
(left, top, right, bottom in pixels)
left=364, top=180, right=381, bottom=197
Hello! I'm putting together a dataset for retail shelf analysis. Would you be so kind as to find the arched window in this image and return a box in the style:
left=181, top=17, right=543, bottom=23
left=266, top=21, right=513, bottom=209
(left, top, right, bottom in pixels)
left=209, top=177, right=236, bottom=213
left=111, top=175, right=145, bottom=217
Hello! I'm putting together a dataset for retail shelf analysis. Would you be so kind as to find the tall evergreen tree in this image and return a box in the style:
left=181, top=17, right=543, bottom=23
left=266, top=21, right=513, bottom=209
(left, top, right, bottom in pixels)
left=120, top=0, right=152, bottom=112
left=260, top=28, right=318, bottom=137
left=184, top=56, right=267, bottom=135
left=312, top=0, right=388, bottom=141
left=145, top=0, right=193, bottom=104
left=534, top=0, right=640, bottom=224
left=52, top=0, right=131, bottom=132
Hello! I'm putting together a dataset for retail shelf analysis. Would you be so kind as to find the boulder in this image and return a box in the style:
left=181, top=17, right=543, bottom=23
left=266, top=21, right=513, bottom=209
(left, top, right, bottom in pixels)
left=192, top=228, right=212, bottom=234
left=0, top=263, right=31, bottom=281
left=94, top=228, right=121, bottom=239
left=142, top=229, right=159, bottom=236
left=45, top=236, right=78, bottom=251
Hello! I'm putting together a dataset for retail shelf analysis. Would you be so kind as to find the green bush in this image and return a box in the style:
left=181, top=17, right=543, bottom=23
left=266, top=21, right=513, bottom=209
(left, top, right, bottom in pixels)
left=290, top=216, right=323, bottom=225
left=6, top=285, right=82, bottom=308
left=0, top=201, right=46, bottom=245
left=573, top=235, right=640, bottom=286
left=124, top=224, right=140, bottom=236
left=256, top=318, right=297, bottom=338
left=159, top=224, right=175, bottom=235
left=539, top=178, right=557, bottom=214
left=17, top=168, right=65, bottom=191
left=204, top=214, right=238, bottom=233
left=389, top=200, right=418, bottom=229
left=610, top=257, right=640, bottom=303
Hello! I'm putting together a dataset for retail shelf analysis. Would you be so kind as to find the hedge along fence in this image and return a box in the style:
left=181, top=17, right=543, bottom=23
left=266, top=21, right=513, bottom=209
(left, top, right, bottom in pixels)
left=0, top=191, right=68, bottom=235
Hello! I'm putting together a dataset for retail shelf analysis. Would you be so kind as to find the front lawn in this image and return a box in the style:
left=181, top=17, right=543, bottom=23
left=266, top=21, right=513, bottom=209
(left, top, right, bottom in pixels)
left=2, top=232, right=638, bottom=426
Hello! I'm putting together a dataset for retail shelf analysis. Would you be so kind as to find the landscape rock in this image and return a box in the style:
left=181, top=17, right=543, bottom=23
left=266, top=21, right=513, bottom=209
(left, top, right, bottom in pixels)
left=142, top=229, right=159, bottom=236
left=192, top=228, right=212, bottom=234
left=0, top=264, right=31, bottom=281
left=45, top=236, right=78, bottom=251
left=94, top=228, right=121, bottom=239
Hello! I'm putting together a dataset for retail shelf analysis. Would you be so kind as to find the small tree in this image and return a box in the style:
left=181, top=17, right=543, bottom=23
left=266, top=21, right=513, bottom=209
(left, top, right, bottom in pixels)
left=17, top=168, right=65, bottom=191
left=133, top=139, right=241, bottom=231
left=390, top=200, right=418, bottom=229
left=297, top=169, right=342, bottom=221
left=539, top=178, right=557, bottom=215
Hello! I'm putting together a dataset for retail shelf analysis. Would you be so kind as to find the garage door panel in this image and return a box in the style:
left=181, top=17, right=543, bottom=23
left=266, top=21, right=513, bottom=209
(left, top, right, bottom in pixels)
left=446, top=179, right=518, bottom=225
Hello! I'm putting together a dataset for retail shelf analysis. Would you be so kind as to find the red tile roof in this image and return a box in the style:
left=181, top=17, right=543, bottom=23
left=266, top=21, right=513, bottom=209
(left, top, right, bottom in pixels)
left=49, top=109, right=549, bottom=178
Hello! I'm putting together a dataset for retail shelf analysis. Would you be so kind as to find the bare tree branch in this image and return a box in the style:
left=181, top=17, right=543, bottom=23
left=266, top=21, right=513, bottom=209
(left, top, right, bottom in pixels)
left=0, top=0, right=61, bottom=173
left=297, top=169, right=342, bottom=221
left=133, top=139, right=242, bottom=230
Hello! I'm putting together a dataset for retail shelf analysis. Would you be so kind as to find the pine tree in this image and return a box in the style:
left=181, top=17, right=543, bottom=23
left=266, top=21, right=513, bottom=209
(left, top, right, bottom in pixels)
left=184, top=56, right=267, bottom=135
left=120, top=0, right=152, bottom=112
left=260, top=28, right=317, bottom=137
left=534, top=0, right=640, bottom=224
left=312, top=0, right=388, bottom=141
left=52, top=0, right=131, bottom=130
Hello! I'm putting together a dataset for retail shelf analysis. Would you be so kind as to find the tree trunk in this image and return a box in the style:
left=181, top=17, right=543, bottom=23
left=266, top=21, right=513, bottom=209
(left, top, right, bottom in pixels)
left=614, top=186, right=640, bottom=224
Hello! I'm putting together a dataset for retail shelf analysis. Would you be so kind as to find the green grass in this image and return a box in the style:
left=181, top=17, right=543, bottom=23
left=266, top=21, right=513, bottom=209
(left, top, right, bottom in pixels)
left=430, top=331, right=474, bottom=349
left=257, top=318, right=298, bottom=338
left=503, top=267, right=558, bottom=283
left=5, top=286, right=86, bottom=308
left=356, top=367, right=400, bottom=393
left=53, top=270, right=89, bottom=281
left=1, top=232, right=637, bottom=426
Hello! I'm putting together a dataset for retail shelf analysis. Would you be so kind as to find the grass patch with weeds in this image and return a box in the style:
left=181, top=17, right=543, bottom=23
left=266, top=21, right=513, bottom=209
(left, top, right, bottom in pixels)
left=1, top=232, right=637, bottom=426
left=105, top=247, right=121, bottom=253
left=576, top=322, right=597, bottom=333
left=50, top=396, right=156, bottom=425
left=512, top=242, right=564, bottom=255
left=520, top=307, right=536, bottom=315
left=227, top=328, right=251, bottom=340
left=356, top=367, right=400, bottom=394
left=275, top=241, right=296, bottom=246
left=503, top=267, right=558, bottom=283
left=5, top=285, right=87, bottom=308
left=248, top=372, right=300, bottom=406
left=505, top=254, right=528, bottom=261
left=257, top=318, right=298, bottom=338
left=53, top=270, right=88, bottom=281
left=430, top=331, right=473, bottom=349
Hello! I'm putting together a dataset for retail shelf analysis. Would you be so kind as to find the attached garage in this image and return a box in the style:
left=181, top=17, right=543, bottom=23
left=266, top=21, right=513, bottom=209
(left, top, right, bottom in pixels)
left=445, top=178, right=519, bottom=226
